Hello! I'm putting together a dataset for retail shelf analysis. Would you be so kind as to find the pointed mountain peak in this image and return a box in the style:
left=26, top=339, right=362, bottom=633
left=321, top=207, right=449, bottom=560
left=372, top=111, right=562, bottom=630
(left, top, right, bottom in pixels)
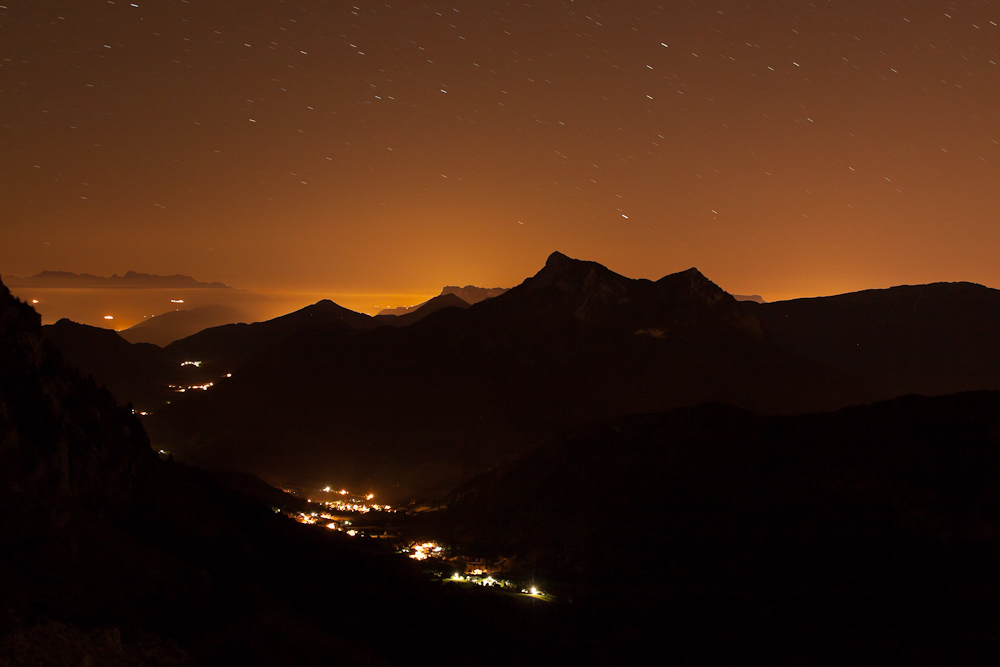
left=272, top=298, right=374, bottom=330
left=655, top=266, right=731, bottom=303
left=675, top=267, right=709, bottom=280
left=544, top=250, right=574, bottom=269
left=534, top=251, right=626, bottom=284
left=439, top=285, right=508, bottom=304
left=296, top=299, right=363, bottom=319
left=311, top=298, right=337, bottom=308
left=507, top=252, right=643, bottom=323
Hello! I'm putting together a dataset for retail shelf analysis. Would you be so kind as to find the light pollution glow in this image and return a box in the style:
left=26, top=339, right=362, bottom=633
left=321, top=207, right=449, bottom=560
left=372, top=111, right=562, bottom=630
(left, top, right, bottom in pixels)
left=4, top=2, right=1000, bottom=301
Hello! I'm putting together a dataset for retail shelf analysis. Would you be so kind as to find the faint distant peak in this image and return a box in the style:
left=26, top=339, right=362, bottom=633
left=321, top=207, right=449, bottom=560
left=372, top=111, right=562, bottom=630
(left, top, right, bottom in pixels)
left=377, top=285, right=508, bottom=316
left=439, top=285, right=508, bottom=304
left=373, top=293, right=472, bottom=327
left=376, top=303, right=423, bottom=317
left=2, top=270, right=230, bottom=289
left=733, top=294, right=766, bottom=304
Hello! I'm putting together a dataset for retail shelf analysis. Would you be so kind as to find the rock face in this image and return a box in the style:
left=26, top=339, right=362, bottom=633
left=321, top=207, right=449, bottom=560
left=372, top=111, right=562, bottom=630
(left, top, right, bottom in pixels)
left=0, top=280, right=152, bottom=531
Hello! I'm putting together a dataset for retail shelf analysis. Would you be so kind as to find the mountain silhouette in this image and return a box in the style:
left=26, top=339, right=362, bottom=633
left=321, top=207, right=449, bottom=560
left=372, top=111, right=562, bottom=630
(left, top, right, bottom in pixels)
left=141, top=252, right=870, bottom=497
left=4, top=275, right=588, bottom=665
left=377, top=285, right=505, bottom=316
left=43, top=319, right=174, bottom=408
left=162, top=298, right=376, bottom=378
left=13, top=261, right=1000, bottom=662
left=749, top=281, right=1000, bottom=397
left=120, top=305, right=249, bottom=347
left=39, top=251, right=1000, bottom=499
left=440, top=285, right=508, bottom=304
left=374, top=292, right=471, bottom=327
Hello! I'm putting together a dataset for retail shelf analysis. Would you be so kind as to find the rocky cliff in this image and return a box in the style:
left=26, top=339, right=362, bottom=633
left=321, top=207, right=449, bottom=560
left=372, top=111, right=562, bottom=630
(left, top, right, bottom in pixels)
left=0, top=280, right=152, bottom=534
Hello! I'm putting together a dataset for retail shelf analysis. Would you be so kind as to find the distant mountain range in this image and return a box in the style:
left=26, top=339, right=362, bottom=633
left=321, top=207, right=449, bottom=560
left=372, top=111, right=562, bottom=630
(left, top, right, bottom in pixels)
left=377, top=285, right=762, bottom=316
left=377, top=285, right=508, bottom=316
left=2, top=270, right=230, bottom=289
left=32, top=251, right=1000, bottom=499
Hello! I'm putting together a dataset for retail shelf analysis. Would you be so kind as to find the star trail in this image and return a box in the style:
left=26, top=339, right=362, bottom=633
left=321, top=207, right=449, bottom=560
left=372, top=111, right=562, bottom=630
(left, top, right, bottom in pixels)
left=3, top=1, right=999, bottom=300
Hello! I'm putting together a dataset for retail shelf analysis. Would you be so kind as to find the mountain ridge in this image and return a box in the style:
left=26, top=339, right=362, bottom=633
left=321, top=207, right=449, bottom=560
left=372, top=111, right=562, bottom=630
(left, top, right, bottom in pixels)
left=34, top=251, right=1000, bottom=499
left=120, top=305, right=249, bottom=347
left=3, top=270, right=230, bottom=289
left=377, top=284, right=507, bottom=316
left=140, top=253, right=877, bottom=496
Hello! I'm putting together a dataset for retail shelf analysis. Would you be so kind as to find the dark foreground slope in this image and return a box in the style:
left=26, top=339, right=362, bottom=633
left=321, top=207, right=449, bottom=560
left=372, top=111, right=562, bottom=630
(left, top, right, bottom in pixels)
left=751, top=282, right=1000, bottom=398
left=0, top=284, right=153, bottom=536
left=43, top=318, right=175, bottom=408
left=433, top=392, right=1000, bottom=661
left=0, top=279, right=607, bottom=666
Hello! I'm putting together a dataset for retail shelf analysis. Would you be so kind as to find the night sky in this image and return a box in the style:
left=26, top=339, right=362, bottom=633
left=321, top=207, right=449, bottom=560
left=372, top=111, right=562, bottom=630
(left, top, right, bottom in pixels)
left=3, top=1, right=999, bottom=302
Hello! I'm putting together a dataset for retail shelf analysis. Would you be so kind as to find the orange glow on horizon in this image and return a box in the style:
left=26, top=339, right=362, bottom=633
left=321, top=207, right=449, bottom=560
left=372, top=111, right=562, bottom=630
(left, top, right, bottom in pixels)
left=5, top=4, right=1000, bottom=303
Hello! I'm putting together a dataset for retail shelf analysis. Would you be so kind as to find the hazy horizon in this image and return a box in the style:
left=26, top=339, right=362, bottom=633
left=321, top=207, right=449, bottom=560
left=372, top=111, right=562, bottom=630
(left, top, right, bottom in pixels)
left=8, top=252, right=992, bottom=330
